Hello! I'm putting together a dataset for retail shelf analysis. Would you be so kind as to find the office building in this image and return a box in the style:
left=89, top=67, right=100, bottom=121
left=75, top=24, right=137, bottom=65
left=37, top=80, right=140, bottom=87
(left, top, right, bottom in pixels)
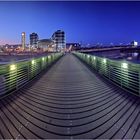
left=30, top=33, right=39, bottom=47
left=51, top=30, right=65, bottom=52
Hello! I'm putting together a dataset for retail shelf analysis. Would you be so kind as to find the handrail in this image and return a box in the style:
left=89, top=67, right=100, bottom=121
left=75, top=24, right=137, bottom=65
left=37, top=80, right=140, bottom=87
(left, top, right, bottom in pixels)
left=0, top=53, right=63, bottom=96
left=74, top=52, right=140, bottom=96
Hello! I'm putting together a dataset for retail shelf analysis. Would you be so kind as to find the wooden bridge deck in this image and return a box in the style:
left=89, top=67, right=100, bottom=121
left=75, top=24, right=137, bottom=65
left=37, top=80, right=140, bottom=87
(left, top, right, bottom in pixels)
left=0, top=54, right=140, bottom=139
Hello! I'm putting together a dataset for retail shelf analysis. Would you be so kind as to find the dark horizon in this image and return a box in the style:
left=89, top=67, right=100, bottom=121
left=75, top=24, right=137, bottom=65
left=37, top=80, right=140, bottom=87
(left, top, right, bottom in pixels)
left=0, top=1, right=140, bottom=45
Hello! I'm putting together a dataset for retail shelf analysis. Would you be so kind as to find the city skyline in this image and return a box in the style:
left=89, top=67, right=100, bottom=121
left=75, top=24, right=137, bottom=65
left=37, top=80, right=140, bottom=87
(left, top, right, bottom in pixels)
left=1, top=1, right=140, bottom=45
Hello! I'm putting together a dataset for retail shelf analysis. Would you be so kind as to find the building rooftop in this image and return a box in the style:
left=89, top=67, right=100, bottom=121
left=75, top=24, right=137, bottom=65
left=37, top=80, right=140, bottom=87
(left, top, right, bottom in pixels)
left=38, top=39, right=53, bottom=43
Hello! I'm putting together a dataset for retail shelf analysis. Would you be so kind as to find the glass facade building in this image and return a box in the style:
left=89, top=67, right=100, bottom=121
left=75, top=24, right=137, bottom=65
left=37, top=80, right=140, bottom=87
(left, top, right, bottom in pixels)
left=30, top=33, right=39, bottom=47
left=52, top=30, right=65, bottom=52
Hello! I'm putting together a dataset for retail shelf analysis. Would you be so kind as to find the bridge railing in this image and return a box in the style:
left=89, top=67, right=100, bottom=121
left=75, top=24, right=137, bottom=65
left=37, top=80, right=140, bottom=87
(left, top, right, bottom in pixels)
left=74, top=52, right=140, bottom=96
left=0, top=53, right=63, bottom=97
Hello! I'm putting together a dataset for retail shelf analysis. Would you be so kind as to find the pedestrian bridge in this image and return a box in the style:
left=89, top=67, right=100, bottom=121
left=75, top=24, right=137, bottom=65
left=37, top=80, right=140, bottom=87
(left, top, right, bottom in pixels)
left=0, top=53, right=140, bottom=139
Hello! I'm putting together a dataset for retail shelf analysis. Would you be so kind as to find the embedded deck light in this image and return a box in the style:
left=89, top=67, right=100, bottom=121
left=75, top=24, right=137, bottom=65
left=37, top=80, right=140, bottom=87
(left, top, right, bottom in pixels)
left=122, top=63, right=128, bottom=69
left=10, top=64, right=16, bottom=71
left=103, top=58, right=106, bottom=63
left=31, top=60, right=35, bottom=65
left=42, top=57, right=45, bottom=61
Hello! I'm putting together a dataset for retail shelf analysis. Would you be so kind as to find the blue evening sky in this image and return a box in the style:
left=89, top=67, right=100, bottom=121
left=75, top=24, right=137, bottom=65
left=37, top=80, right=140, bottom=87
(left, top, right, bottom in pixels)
left=0, top=1, right=140, bottom=45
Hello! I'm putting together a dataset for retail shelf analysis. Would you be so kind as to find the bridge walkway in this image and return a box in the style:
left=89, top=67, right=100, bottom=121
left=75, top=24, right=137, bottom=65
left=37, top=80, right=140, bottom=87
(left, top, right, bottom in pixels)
left=0, top=54, right=140, bottom=139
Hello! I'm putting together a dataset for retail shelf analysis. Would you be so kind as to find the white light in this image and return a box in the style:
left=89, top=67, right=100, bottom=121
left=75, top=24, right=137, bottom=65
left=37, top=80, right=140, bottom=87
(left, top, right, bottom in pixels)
left=31, top=60, right=35, bottom=65
left=48, top=56, right=51, bottom=59
left=93, top=56, right=96, bottom=60
left=10, top=64, right=16, bottom=71
left=87, top=55, right=90, bottom=58
left=42, top=57, right=45, bottom=61
left=103, top=59, right=106, bottom=63
left=122, top=63, right=128, bottom=69
left=134, top=41, right=138, bottom=46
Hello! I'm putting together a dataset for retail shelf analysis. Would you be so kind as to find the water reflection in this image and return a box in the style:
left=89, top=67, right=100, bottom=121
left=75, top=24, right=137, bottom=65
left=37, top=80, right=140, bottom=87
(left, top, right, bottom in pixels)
left=89, top=51, right=140, bottom=63
left=121, top=52, right=140, bottom=61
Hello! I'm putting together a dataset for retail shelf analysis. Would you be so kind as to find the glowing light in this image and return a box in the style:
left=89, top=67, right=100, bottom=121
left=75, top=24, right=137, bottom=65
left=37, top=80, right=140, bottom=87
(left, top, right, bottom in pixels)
left=31, top=60, right=35, bottom=65
left=134, top=41, right=138, bottom=46
left=103, top=58, right=106, bottom=63
left=48, top=56, right=51, bottom=59
left=122, top=63, right=128, bottom=69
left=10, top=64, right=16, bottom=71
left=87, top=55, right=90, bottom=58
left=42, top=57, right=45, bottom=61
left=133, top=52, right=138, bottom=57
left=93, top=56, right=96, bottom=60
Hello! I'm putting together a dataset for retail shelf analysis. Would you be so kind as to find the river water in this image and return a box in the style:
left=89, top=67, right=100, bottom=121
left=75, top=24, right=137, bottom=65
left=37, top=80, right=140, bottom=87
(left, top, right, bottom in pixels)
left=87, top=50, right=140, bottom=63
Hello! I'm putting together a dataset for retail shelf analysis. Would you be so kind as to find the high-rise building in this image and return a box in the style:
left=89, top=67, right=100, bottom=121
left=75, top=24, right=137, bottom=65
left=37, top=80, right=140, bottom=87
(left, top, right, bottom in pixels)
left=21, top=32, right=26, bottom=49
left=51, top=30, right=65, bottom=52
left=30, top=33, right=39, bottom=47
